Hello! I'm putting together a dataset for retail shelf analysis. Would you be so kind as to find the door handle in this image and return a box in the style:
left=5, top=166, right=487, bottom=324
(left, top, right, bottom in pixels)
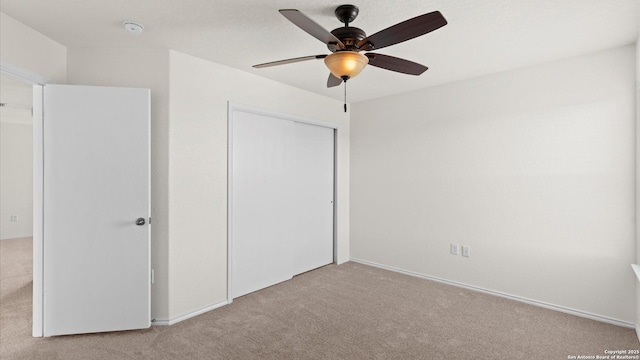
left=136, top=218, right=146, bottom=226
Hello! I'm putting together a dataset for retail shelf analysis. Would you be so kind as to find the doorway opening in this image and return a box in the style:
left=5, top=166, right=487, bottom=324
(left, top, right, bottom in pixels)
left=1, top=62, right=52, bottom=338
left=0, top=72, right=34, bottom=339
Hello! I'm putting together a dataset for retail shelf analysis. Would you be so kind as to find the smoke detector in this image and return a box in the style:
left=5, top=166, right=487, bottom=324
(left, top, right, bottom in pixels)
left=123, top=21, right=144, bottom=35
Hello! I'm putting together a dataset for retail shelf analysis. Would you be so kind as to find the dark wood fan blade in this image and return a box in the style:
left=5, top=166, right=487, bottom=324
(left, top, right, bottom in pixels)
left=253, top=55, right=327, bottom=68
left=327, top=73, right=342, bottom=88
left=357, top=11, right=447, bottom=51
left=280, top=9, right=345, bottom=50
left=365, top=53, right=428, bottom=75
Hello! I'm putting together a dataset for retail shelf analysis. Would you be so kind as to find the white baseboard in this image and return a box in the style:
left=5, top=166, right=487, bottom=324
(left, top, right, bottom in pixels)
left=636, top=325, right=640, bottom=344
left=1, top=234, right=33, bottom=240
left=151, top=300, right=228, bottom=326
left=350, top=258, right=635, bottom=329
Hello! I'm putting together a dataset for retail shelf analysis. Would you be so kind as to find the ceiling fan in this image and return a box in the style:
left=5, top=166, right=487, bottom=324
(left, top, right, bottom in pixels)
left=253, top=4, right=448, bottom=89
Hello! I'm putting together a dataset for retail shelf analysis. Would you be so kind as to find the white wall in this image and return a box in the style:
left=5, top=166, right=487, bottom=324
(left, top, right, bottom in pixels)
left=167, top=50, right=349, bottom=320
left=0, top=122, right=33, bottom=239
left=0, top=11, right=65, bottom=237
left=0, top=12, right=66, bottom=83
left=1, top=73, right=34, bottom=240
left=351, top=45, right=637, bottom=324
left=66, top=48, right=171, bottom=321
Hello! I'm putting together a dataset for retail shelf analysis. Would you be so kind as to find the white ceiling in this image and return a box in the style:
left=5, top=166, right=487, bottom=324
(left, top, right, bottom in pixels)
left=1, top=0, right=638, bottom=103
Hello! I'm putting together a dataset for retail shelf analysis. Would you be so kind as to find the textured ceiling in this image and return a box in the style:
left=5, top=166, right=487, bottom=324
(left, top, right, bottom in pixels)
left=1, top=0, right=638, bottom=103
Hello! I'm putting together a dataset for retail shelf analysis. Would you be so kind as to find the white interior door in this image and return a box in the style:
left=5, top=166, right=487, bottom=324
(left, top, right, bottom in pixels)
left=292, top=122, right=334, bottom=275
left=42, top=84, right=150, bottom=336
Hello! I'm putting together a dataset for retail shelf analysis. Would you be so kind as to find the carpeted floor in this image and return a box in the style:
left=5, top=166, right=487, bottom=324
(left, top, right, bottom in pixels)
left=1, top=237, right=638, bottom=359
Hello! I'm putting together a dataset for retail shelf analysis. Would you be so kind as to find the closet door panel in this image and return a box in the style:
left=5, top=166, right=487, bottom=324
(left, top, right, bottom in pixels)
left=292, top=122, right=335, bottom=275
left=231, top=112, right=295, bottom=298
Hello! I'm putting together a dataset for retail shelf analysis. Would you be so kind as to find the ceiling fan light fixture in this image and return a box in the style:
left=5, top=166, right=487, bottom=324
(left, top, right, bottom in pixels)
left=324, top=51, right=368, bottom=80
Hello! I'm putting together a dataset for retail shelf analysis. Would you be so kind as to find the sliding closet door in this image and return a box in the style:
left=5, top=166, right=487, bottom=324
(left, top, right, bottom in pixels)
left=231, top=111, right=295, bottom=298
left=292, top=122, right=334, bottom=275
left=230, top=106, right=335, bottom=300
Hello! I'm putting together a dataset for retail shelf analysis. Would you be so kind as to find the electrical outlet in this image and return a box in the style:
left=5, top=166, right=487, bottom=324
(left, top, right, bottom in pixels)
left=450, top=243, right=459, bottom=255
left=461, top=246, right=470, bottom=258
left=10, top=215, right=18, bottom=222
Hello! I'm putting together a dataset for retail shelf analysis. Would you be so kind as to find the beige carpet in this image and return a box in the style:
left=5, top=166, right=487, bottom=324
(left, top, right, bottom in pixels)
left=1, top=237, right=638, bottom=359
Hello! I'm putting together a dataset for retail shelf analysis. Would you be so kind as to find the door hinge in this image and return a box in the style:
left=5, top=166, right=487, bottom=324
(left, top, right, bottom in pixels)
left=151, top=269, right=155, bottom=284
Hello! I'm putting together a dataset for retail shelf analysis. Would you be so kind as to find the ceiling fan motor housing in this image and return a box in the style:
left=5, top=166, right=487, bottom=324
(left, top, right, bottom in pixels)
left=329, top=27, right=367, bottom=51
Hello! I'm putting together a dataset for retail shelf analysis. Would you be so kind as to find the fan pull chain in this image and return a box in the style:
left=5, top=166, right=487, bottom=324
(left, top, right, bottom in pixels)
left=343, top=80, right=347, bottom=113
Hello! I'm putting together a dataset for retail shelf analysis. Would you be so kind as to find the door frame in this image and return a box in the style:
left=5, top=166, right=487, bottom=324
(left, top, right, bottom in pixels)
left=0, top=61, right=55, bottom=338
left=226, top=102, right=340, bottom=304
